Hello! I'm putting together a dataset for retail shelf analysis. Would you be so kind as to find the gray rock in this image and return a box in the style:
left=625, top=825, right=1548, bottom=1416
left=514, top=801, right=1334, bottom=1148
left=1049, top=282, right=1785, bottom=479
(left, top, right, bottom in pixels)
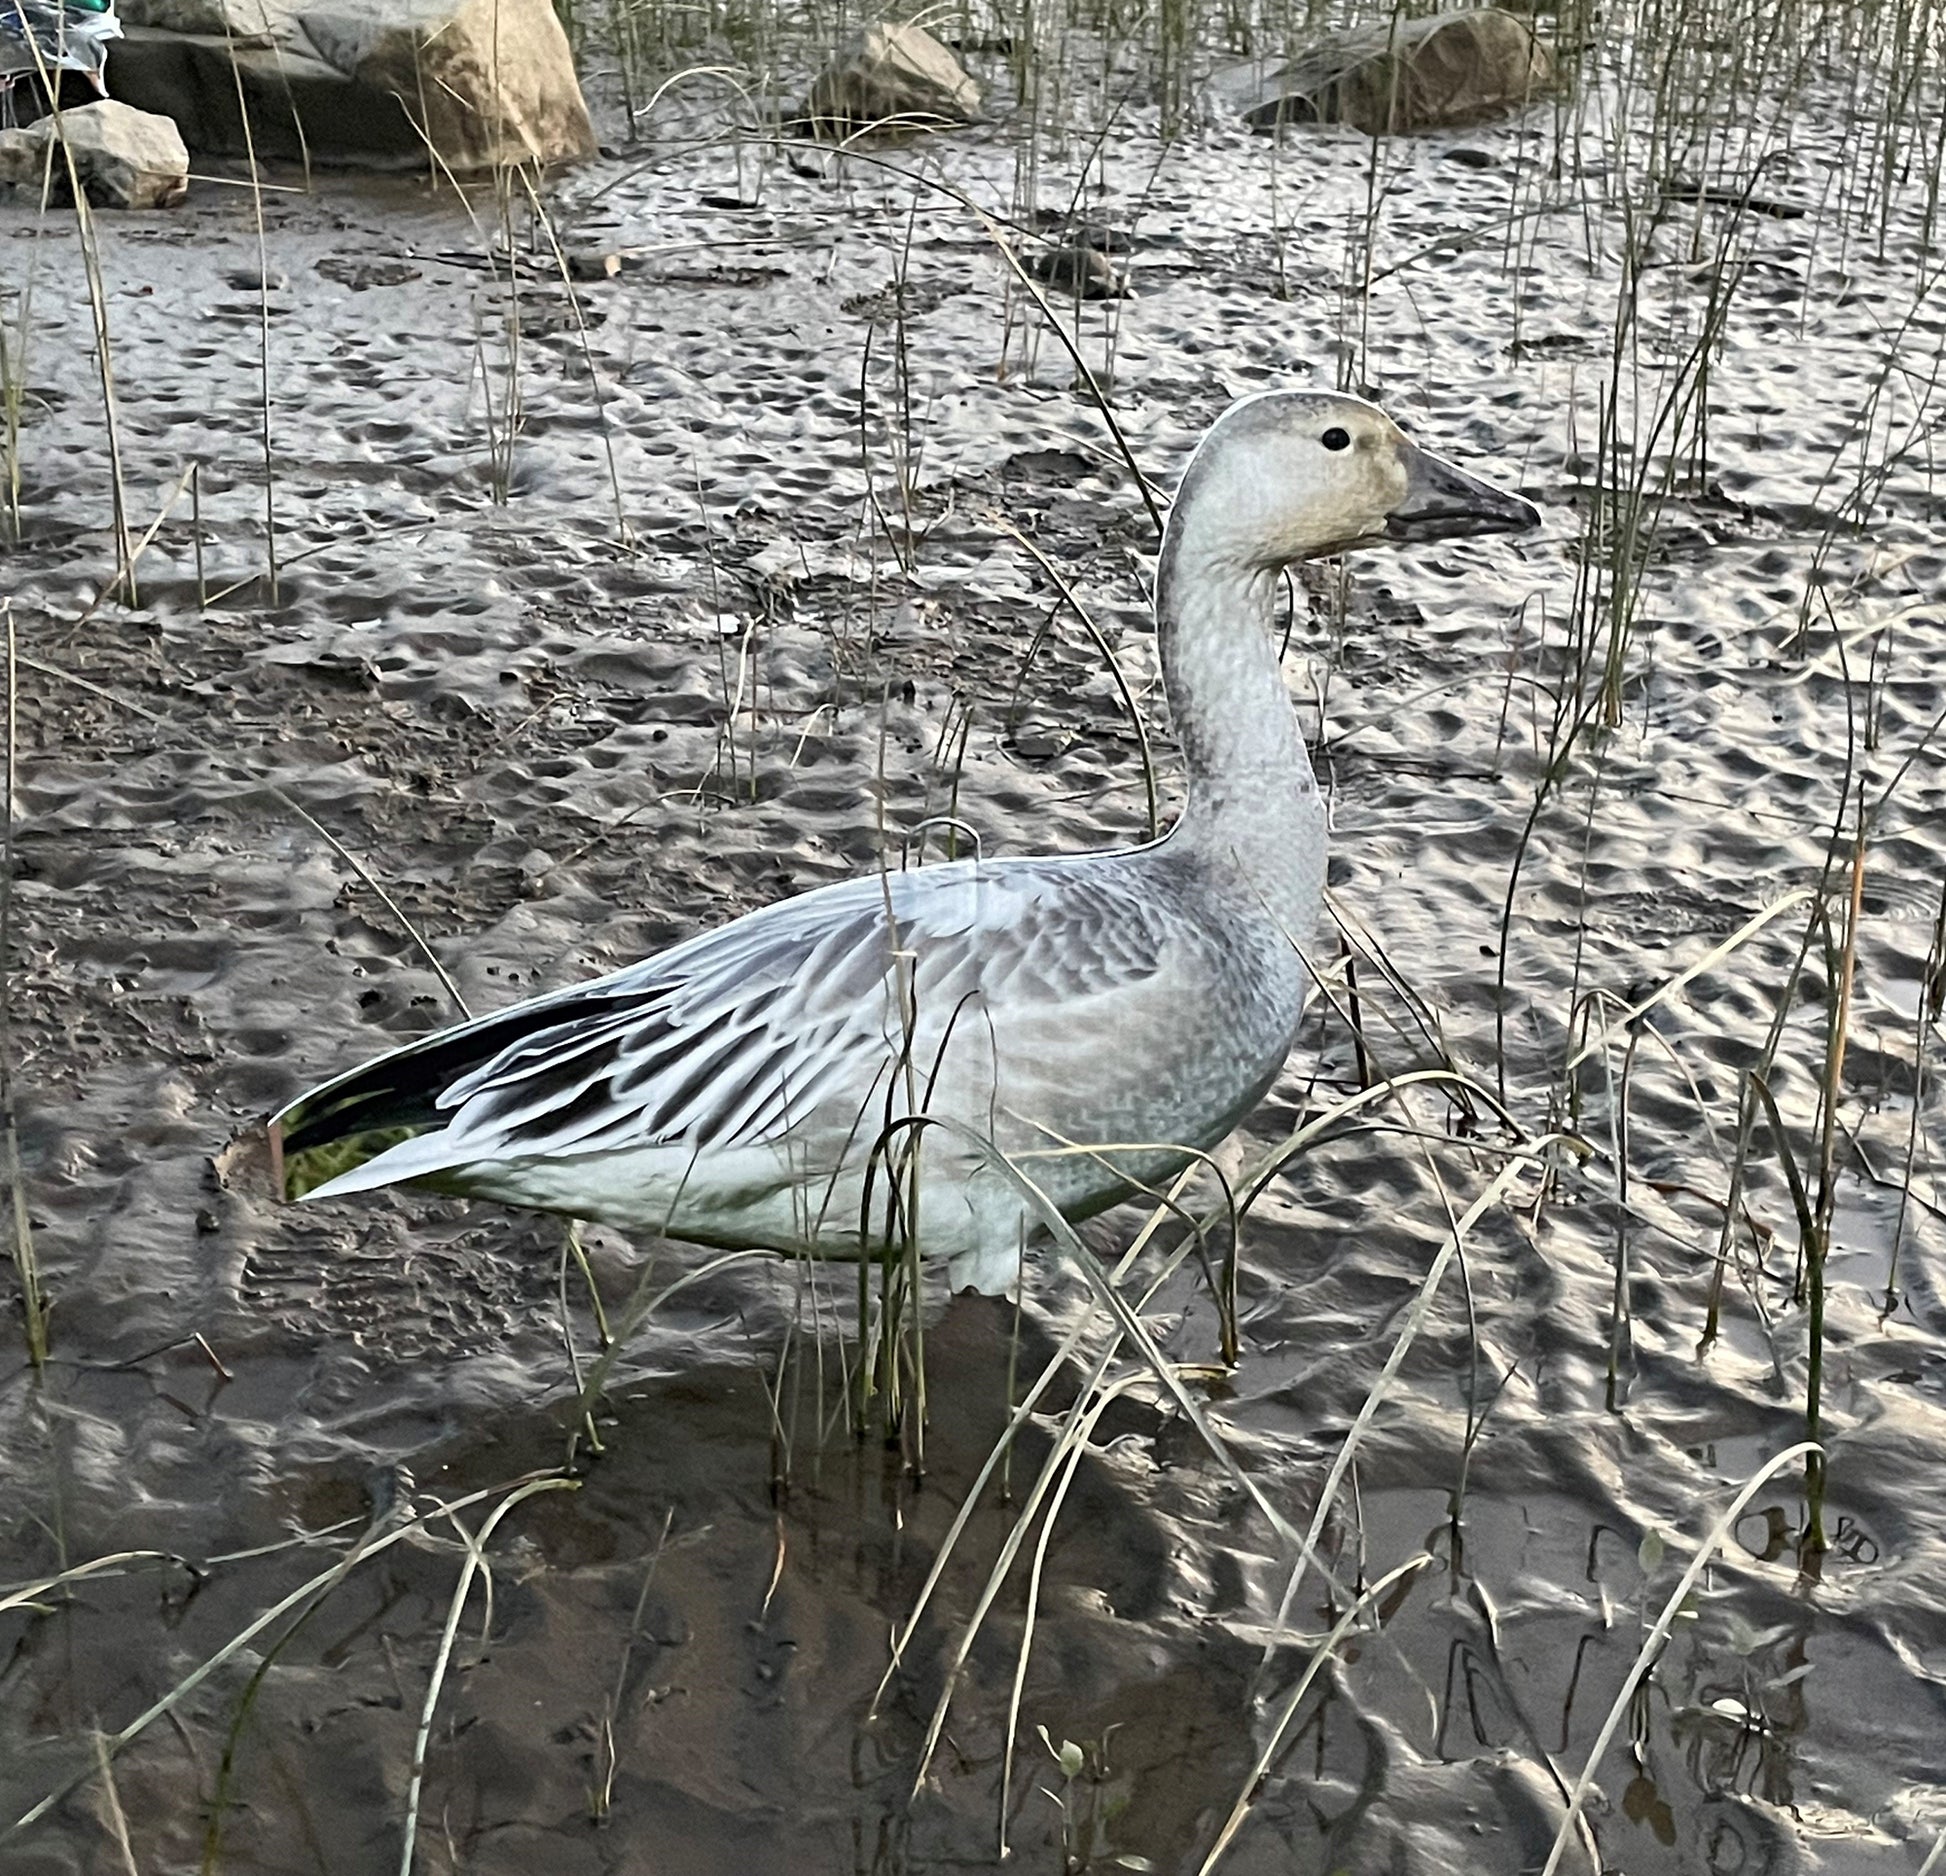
left=0, top=99, right=189, bottom=208
left=799, top=23, right=981, bottom=138
left=1028, top=244, right=1128, bottom=300
left=117, top=0, right=236, bottom=30
left=1221, top=8, right=1554, bottom=135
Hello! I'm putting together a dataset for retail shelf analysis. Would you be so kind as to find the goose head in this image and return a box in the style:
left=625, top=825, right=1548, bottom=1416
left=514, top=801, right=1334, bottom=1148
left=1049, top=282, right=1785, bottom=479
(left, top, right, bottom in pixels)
left=1171, top=389, right=1540, bottom=572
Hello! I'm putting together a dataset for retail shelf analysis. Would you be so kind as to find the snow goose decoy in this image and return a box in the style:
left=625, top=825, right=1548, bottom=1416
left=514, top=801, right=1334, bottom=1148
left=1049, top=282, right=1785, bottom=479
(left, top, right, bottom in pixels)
left=271, top=391, right=1538, bottom=1295
left=0, top=0, right=121, bottom=128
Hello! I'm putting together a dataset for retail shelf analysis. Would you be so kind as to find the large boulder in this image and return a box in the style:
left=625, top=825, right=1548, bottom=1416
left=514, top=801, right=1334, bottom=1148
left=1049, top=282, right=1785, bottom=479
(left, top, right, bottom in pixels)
left=107, top=0, right=595, bottom=170
left=1226, top=9, right=1553, bottom=135
left=799, top=23, right=981, bottom=138
left=0, top=100, right=190, bottom=207
left=301, top=0, right=595, bottom=165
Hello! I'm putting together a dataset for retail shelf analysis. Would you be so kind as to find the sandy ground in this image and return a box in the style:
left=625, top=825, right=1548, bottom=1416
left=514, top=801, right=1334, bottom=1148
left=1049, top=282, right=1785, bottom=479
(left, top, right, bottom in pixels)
left=2, top=41, right=1945, bottom=1876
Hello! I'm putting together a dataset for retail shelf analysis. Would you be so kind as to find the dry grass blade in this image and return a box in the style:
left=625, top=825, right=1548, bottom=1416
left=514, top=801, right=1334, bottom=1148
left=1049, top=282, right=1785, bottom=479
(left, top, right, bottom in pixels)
left=0, top=1550, right=184, bottom=1616
left=871, top=1164, right=1210, bottom=1719
left=1537, top=1440, right=1823, bottom=1876
left=517, top=167, right=633, bottom=545
left=32, top=108, right=136, bottom=600
left=1263, top=1148, right=1547, bottom=1655
left=3, top=1475, right=565, bottom=1839
left=398, top=1477, right=579, bottom=1876
left=591, top=1506, right=675, bottom=1820
left=911, top=1357, right=1172, bottom=1796
left=994, top=1369, right=1159, bottom=1852
left=881, top=1119, right=1340, bottom=1795
left=15, top=655, right=472, bottom=1019
left=1195, top=1552, right=1433, bottom=1876
left=0, top=255, right=36, bottom=541
left=972, top=1133, right=1304, bottom=1551
left=60, top=464, right=195, bottom=639
left=759, top=136, right=1169, bottom=532
left=565, top=1247, right=775, bottom=1463
left=1, top=603, right=48, bottom=1365
left=965, top=205, right=1164, bottom=535
left=987, top=513, right=1159, bottom=839
left=220, top=51, right=280, bottom=602
left=1560, top=890, right=1817, bottom=1078
left=1229, top=1068, right=1528, bottom=1218
left=91, top=1733, right=139, bottom=1876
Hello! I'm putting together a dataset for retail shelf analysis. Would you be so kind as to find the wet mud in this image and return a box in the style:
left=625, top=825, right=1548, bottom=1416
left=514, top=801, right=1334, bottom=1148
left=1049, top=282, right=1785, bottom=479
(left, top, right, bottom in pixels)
left=2, top=42, right=1945, bottom=1876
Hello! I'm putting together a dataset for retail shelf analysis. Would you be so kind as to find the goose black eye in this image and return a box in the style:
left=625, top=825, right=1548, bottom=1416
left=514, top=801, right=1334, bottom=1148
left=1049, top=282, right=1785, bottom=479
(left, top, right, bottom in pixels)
left=1321, top=427, right=1351, bottom=451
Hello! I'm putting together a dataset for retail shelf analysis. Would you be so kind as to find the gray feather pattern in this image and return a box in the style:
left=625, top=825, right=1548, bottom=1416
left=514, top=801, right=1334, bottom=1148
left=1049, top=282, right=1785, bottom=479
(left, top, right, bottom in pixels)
left=421, top=856, right=1177, bottom=1167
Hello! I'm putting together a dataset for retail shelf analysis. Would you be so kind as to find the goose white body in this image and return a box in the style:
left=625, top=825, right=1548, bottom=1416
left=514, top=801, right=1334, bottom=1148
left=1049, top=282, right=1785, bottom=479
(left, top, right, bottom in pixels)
left=275, top=391, right=1537, bottom=1293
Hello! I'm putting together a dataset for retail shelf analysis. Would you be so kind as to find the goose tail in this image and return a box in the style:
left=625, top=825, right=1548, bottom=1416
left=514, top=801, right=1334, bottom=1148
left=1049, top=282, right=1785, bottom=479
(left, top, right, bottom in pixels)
left=269, top=993, right=584, bottom=1204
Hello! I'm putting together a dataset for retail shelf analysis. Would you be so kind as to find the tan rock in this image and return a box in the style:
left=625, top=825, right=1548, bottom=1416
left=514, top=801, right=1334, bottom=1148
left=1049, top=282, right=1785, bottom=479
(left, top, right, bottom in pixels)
left=109, top=0, right=594, bottom=170
left=1232, top=9, right=1554, bottom=135
left=0, top=100, right=189, bottom=208
left=300, top=0, right=595, bottom=169
left=800, top=22, right=981, bottom=138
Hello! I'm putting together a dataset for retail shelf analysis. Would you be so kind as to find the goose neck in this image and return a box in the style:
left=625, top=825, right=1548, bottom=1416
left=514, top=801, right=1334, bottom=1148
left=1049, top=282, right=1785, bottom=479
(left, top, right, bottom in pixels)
left=1155, top=522, right=1314, bottom=829
left=1150, top=512, right=1326, bottom=946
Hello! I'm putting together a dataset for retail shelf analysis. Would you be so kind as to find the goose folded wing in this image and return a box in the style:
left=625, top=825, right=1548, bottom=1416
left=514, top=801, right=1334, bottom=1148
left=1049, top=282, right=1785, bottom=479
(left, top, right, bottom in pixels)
left=278, top=861, right=1180, bottom=1198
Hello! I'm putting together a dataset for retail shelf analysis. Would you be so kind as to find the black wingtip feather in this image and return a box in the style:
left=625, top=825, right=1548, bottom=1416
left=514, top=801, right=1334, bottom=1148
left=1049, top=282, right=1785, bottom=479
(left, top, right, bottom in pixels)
left=271, top=987, right=670, bottom=1200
